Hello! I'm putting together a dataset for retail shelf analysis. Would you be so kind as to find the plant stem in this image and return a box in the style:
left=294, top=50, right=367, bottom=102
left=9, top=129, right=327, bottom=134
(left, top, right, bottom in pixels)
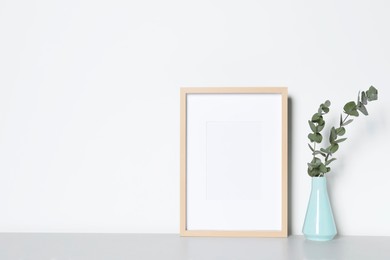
left=325, top=152, right=330, bottom=162
left=313, top=143, right=316, bottom=157
left=341, top=114, right=350, bottom=126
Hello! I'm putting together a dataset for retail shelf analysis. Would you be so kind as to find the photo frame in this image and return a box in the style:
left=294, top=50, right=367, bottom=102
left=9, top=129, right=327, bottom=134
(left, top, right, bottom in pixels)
left=180, top=87, right=288, bottom=237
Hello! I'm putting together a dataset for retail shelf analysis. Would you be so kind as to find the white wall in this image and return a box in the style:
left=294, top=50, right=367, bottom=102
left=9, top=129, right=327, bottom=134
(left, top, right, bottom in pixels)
left=0, top=0, right=389, bottom=235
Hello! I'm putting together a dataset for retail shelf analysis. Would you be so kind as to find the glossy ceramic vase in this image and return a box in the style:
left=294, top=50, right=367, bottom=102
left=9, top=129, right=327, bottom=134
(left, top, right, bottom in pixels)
left=302, top=176, right=337, bottom=241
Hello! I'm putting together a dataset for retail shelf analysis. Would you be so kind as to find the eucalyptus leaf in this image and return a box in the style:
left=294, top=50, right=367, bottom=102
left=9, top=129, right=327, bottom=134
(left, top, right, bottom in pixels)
left=317, top=123, right=325, bottom=132
left=325, top=158, right=337, bottom=166
left=344, top=101, right=356, bottom=113
left=357, top=91, right=360, bottom=104
left=342, top=119, right=353, bottom=126
left=330, top=143, right=339, bottom=153
left=344, top=101, right=359, bottom=117
left=366, top=86, right=378, bottom=101
left=311, top=113, right=322, bottom=122
left=308, top=167, right=320, bottom=177
left=350, top=110, right=359, bottom=117
left=313, top=150, right=326, bottom=157
left=317, top=117, right=325, bottom=126
left=324, top=100, right=331, bottom=107
left=307, top=163, right=316, bottom=168
left=308, top=120, right=317, bottom=133
left=357, top=102, right=368, bottom=116
left=329, top=127, right=337, bottom=143
left=335, top=138, right=347, bottom=143
left=321, top=105, right=329, bottom=113
left=319, top=163, right=328, bottom=173
left=308, top=133, right=322, bottom=143
left=361, top=91, right=367, bottom=105
left=320, top=148, right=330, bottom=154
left=307, top=163, right=313, bottom=170
left=310, top=157, right=321, bottom=166
left=336, top=127, right=346, bottom=136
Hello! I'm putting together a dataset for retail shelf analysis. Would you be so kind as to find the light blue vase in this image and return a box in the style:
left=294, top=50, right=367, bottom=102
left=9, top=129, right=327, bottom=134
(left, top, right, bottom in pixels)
left=302, top=176, right=337, bottom=241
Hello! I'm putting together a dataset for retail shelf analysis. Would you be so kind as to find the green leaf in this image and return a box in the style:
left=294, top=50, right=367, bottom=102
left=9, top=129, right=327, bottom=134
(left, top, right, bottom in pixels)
left=335, top=138, right=347, bottom=143
left=344, top=101, right=359, bottom=117
left=330, top=143, right=339, bottom=153
left=344, top=101, right=356, bottom=112
left=311, top=157, right=322, bottom=167
left=308, top=133, right=322, bottom=143
left=325, top=158, right=337, bottom=166
left=308, top=120, right=317, bottom=133
left=321, top=105, right=329, bottom=113
left=324, top=100, right=331, bottom=107
left=329, top=127, right=337, bottom=143
left=317, top=123, right=325, bottom=132
left=351, top=110, right=359, bottom=116
left=319, top=163, right=328, bottom=173
left=320, top=148, right=330, bottom=154
left=311, top=113, right=322, bottom=122
left=317, top=117, right=325, bottom=126
left=336, top=127, right=346, bottom=136
left=308, top=158, right=322, bottom=176
left=307, top=163, right=315, bottom=168
left=313, top=150, right=326, bottom=157
left=366, top=86, right=378, bottom=101
left=357, top=102, right=368, bottom=116
left=342, top=119, right=353, bottom=126
left=357, top=91, right=360, bottom=104
left=361, top=91, right=368, bottom=105
left=308, top=167, right=320, bottom=177
left=340, top=114, right=343, bottom=126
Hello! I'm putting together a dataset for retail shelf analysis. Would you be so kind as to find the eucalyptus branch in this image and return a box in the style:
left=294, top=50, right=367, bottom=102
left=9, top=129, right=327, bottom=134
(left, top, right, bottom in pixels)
left=307, top=86, right=378, bottom=177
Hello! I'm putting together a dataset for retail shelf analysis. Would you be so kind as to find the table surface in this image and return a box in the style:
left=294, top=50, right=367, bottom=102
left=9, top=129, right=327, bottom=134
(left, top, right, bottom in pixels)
left=0, top=233, right=389, bottom=260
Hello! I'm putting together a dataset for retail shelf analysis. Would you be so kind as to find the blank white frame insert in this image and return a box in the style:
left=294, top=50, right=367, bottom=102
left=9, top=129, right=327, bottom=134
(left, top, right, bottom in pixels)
left=180, top=87, right=288, bottom=237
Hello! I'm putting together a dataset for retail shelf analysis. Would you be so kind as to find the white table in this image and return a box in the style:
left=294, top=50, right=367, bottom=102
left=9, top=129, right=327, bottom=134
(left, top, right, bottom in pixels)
left=0, top=234, right=389, bottom=259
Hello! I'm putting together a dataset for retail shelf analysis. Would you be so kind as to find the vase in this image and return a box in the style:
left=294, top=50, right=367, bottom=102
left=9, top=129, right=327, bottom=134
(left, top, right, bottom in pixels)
left=302, top=176, right=337, bottom=241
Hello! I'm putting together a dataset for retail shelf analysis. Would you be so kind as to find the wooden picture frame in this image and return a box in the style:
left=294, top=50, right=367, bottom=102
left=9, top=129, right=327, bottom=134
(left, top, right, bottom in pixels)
left=180, top=87, right=288, bottom=237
